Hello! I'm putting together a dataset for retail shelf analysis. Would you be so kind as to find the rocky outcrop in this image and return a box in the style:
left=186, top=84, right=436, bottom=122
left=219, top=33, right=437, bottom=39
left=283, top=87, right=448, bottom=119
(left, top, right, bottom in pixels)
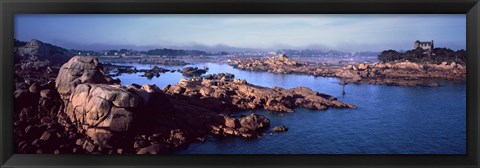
left=53, top=56, right=277, bottom=152
left=16, top=55, right=357, bottom=154
left=66, top=84, right=137, bottom=147
left=163, top=77, right=356, bottom=113
left=55, top=56, right=120, bottom=101
left=210, top=114, right=270, bottom=138
left=14, top=55, right=199, bottom=154
left=139, top=66, right=171, bottom=79
left=229, top=54, right=343, bottom=77
left=204, top=73, right=235, bottom=81
left=160, top=74, right=354, bottom=140
left=230, top=54, right=305, bottom=74
left=104, top=64, right=172, bottom=79
left=229, top=55, right=466, bottom=87
left=336, top=61, right=466, bottom=86
left=14, top=66, right=90, bottom=154
left=181, top=67, right=207, bottom=76
left=53, top=56, right=178, bottom=151
left=14, top=39, right=73, bottom=69
left=65, top=82, right=184, bottom=150
left=56, top=56, right=187, bottom=150
left=272, top=125, right=288, bottom=132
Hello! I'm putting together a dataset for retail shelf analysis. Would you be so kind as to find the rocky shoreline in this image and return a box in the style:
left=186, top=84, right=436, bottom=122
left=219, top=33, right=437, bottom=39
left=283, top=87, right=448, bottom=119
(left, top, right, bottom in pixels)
left=228, top=54, right=466, bottom=87
left=163, top=76, right=356, bottom=113
left=14, top=56, right=354, bottom=154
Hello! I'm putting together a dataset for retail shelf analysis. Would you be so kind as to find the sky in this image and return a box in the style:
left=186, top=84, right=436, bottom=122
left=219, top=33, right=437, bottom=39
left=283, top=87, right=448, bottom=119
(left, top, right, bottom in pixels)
left=14, top=14, right=466, bottom=52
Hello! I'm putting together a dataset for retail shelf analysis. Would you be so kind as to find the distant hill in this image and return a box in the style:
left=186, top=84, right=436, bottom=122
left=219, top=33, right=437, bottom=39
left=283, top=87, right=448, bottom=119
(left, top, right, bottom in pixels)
left=14, top=39, right=74, bottom=68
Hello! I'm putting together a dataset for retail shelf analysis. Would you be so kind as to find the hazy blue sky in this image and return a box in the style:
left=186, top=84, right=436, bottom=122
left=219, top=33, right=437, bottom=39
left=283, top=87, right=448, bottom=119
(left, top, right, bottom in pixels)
left=15, top=14, right=466, bottom=52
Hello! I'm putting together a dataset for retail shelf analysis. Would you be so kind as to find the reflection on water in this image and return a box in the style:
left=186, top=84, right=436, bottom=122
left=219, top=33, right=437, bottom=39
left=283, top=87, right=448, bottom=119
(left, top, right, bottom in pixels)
left=114, top=62, right=466, bottom=154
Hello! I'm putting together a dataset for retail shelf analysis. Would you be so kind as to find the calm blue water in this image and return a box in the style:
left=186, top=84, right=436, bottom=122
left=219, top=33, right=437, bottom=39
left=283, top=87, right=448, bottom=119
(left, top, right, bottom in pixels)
left=113, top=63, right=466, bottom=154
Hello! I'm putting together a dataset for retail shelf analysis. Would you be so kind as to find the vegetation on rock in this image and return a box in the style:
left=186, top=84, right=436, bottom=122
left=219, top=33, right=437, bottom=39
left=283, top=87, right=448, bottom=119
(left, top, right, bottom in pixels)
left=378, top=48, right=466, bottom=64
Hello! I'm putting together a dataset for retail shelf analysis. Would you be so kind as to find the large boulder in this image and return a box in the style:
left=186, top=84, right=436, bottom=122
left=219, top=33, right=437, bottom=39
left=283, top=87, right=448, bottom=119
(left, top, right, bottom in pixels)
left=68, top=84, right=139, bottom=130
left=239, top=114, right=270, bottom=131
left=181, top=67, right=207, bottom=76
left=56, top=56, right=111, bottom=101
left=272, top=125, right=288, bottom=132
left=223, top=115, right=238, bottom=128
left=57, top=56, right=173, bottom=149
left=65, top=83, right=172, bottom=148
left=66, top=84, right=140, bottom=147
left=357, top=63, right=368, bottom=70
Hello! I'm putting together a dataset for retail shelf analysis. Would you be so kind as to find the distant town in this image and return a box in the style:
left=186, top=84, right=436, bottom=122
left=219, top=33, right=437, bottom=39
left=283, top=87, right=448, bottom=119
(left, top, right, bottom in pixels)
left=14, top=39, right=379, bottom=58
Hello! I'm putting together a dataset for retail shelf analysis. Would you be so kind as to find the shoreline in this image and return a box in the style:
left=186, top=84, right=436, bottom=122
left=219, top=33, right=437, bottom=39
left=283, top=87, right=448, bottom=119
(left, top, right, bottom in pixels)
left=226, top=54, right=466, bottom=87
left=14, top=56, right=354, bottom=154
left=13, top=50, right=466, bottom=154
left=97, top=54, right=466, bottom=88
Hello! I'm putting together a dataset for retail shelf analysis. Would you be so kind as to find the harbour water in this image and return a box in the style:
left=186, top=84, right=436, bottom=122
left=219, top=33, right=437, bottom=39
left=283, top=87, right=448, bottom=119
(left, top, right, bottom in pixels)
left=114, top=62, right=466, bottom=154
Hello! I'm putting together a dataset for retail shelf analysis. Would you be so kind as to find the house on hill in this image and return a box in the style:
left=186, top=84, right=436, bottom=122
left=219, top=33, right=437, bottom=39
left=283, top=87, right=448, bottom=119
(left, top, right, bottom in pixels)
left=414, top=40, right=434, bottom=50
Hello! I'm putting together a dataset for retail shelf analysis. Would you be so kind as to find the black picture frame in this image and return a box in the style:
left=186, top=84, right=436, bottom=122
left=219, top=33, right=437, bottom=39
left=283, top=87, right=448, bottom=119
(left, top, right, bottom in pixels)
left=1, top=0, right=479, bottom=167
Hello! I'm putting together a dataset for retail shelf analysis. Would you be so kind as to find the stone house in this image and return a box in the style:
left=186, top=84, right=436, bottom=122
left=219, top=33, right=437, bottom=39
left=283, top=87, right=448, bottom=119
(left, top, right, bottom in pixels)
left=414, top=40, right=434, bottom=50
